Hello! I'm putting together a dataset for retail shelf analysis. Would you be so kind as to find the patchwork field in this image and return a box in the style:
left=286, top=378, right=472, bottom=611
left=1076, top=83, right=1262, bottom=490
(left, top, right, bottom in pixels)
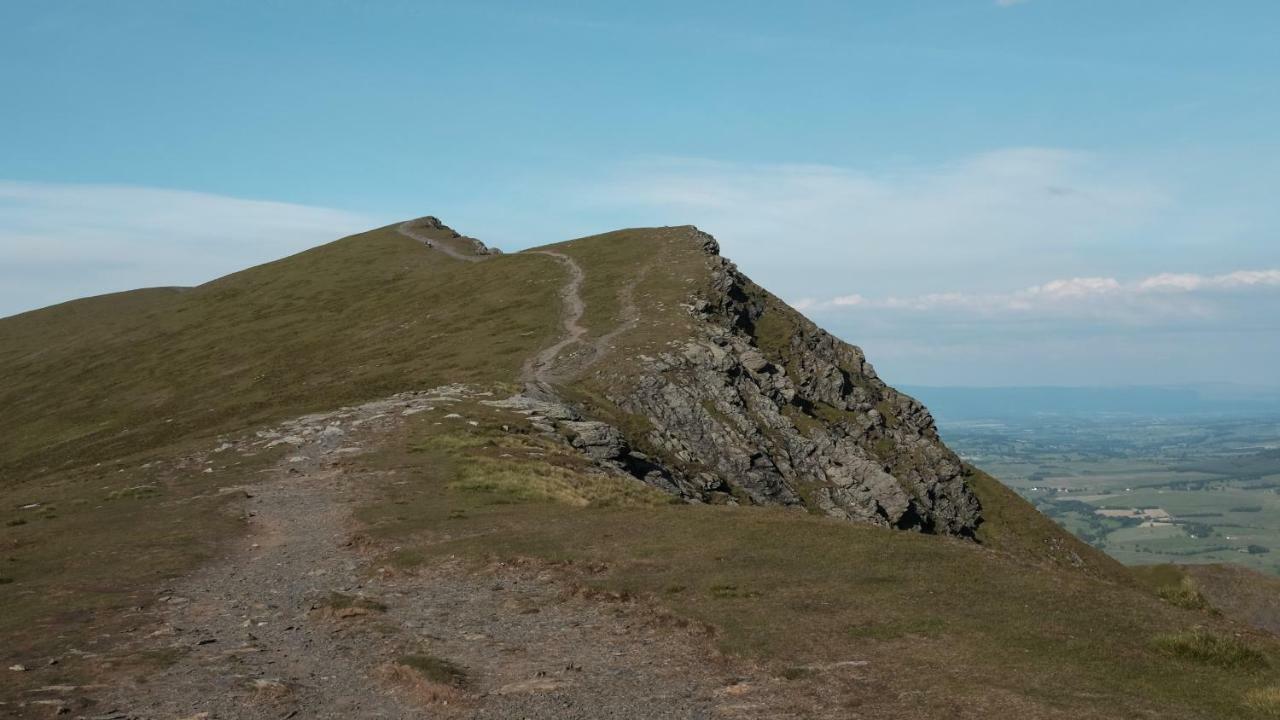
left=942, top=414, right=1280, bottom=575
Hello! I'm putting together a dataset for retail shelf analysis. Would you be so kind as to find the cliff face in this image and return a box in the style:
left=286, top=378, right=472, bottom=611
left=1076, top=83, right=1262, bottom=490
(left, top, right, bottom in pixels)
left=598, top=235, right=979, bottom=534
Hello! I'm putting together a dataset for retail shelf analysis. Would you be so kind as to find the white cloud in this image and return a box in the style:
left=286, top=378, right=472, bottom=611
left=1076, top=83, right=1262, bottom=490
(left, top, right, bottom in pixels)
left=830, top=293, right=868, bottom=306
left=0, top=180, right=374, bottom=316
left=995, top=0, right=1029, bottom=6
left=796, top=268, right=1280, bottom=322
left=1030, top=277, right=1122, bottom=298
left=1133, top=271, right=1280, bottom=293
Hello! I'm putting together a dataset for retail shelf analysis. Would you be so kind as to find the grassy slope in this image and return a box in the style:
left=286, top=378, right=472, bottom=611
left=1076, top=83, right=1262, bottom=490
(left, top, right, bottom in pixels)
left=540, top=225, right=707, bottom=362
left=356, top=398, right=1280, bottom=719
left=1134, top=563, right=1280, bottom=636
left=0, top=225, right=565, bottom=698
left=967, top=467, right=1133, bottom=582
left=4, top=222, right=1279, bottom=716
left=0, top=224, right=564, bottom=478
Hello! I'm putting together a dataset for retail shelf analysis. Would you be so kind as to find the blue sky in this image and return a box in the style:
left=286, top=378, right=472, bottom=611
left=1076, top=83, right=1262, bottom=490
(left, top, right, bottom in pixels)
left=2, top=1, right=1277, bottom=386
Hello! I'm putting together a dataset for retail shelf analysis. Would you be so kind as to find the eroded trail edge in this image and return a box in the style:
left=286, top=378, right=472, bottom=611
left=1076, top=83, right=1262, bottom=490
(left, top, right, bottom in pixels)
left=521, top=250, right=588, bottom=388
left=94, top=387, right=771, bottom=719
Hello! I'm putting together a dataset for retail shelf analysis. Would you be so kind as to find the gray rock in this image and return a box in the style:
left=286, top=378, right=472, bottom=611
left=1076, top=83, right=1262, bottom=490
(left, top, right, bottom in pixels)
left=561, top=421, right=628, bottom=462
left=598, top=239, right=981, bottom=536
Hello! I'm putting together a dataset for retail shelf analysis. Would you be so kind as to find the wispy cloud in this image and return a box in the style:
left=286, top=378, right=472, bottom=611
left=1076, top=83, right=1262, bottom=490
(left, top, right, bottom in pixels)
left=795, top=269, right=1280, bottom=319
left=0, top=180, right=373, bottom=317
left=587, top=148, right=1171, bottom=299
left=995, top=0, right=1029, bottom=7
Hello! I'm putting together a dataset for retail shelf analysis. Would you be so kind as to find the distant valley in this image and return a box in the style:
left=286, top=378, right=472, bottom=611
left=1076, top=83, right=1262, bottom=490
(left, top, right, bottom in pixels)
left=912, top=386, right=1280, bottom=576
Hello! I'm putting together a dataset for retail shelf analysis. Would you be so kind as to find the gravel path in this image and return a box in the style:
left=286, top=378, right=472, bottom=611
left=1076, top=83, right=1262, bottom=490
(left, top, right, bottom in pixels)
left=519, top=249, right=649, bottom=392
left=397, top=221, right=489, bottom=263
left=91, top=389, right=770, bottom=719
left=521, top=250, right=589, bottom=388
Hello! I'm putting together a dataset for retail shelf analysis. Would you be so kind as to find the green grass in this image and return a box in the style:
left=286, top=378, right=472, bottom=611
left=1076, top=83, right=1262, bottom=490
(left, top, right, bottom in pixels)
left=0, top=224, right=565, bottom=480
left=348, top=403, right=1280, bottom=718
left=966, top=467, right=1131, bottom=581
left=538, top=226, right=709, bottom=359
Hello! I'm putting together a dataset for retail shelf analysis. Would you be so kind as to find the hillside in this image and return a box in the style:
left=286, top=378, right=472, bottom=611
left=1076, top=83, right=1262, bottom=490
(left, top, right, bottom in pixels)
left=2, top=218, right=1278, bottom=719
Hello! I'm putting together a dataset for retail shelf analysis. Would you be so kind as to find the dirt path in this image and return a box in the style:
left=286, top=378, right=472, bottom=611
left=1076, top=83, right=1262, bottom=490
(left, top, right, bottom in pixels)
left=397, top=220, right=488, bottom=263
left=519, top=250, right=649, bottom=392
left=581, top=265, right=647, bottom=366
left=92, top=388, right=778, bottom=719
left=95, top=392, right=456, bottom=719
left=521, top=250, right=589, bottom=388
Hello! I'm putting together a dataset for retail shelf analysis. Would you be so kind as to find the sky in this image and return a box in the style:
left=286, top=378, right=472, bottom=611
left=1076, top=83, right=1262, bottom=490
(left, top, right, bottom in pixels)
left=2, top=1, right=1278, bottom=387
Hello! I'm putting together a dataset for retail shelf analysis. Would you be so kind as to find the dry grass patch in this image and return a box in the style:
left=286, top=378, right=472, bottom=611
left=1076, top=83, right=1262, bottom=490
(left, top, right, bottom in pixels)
left=1184, top=563, right=1280, bottom=636
left=248, top=677, right=294, bottom=703
left=1152, top=628, right=1270, bottom=670
left=310, top=591, right=388, bottom=619
left=1158, top=576, right=1212, bottom=611
left=1245, top=686, right=1280, bottom=718
left=381, top=654, right=469, bottom=706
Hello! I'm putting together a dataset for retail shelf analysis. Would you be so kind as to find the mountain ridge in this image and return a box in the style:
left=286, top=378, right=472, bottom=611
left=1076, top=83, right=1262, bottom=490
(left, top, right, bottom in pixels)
left=2, top=217, right=1277, bottom=718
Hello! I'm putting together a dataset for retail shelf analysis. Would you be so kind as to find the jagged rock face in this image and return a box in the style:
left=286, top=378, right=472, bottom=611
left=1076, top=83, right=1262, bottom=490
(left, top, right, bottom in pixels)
left=605, top=236, right=982, bottom=536
left=414, top=216, right=503, bottom=256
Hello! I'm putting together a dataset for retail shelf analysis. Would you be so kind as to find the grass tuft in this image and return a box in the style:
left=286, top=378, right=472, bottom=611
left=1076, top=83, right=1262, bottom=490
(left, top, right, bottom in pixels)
left=397, top=653, right=468, bottom=688
left=1244, top=686, right=1280, bottom=718
left=780, top=666, right=816, bottom=681
left=1157, top=577, right=1211, bottom=611
left=1152, top=628, right=1270, bottom=670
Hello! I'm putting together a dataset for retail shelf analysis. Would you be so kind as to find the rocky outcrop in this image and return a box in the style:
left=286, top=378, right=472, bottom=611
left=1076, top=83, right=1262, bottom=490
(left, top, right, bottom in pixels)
left=413, top=216, right=503, bottom=256
left=595, top=231, right=981, bottom=536
left=483, top=394, right=688, bottom=496
left=494, top=227, right=979, bottom=536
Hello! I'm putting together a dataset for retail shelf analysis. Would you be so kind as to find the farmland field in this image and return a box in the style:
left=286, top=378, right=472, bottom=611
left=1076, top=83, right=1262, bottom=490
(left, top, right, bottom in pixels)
left=939, top=414, right=1280, bottom=575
